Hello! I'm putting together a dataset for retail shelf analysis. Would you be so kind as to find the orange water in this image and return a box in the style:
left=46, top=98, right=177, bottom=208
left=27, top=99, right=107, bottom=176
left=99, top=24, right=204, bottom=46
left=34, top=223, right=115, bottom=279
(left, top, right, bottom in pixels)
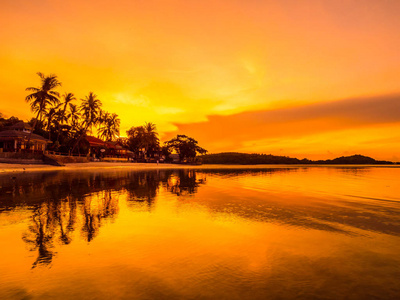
left=0, top=166, right=399, bottom=299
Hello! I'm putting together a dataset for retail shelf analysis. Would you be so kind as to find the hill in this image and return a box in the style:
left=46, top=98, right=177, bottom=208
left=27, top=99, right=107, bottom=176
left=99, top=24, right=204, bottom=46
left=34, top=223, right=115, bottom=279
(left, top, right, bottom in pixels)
left=200, top=153, right=394, bottom=165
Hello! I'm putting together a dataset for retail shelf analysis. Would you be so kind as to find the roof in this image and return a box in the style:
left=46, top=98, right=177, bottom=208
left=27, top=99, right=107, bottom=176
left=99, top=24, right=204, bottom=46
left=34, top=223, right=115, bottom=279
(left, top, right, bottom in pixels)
left=0, top=130, right=49, bottom=142
left=105, top=141, right=124, bottom=150
left=85, top=136, right=106, bottom=147
left=8, top=122, right=33, bottom=131
left=105, top=141, right=116, bottom=149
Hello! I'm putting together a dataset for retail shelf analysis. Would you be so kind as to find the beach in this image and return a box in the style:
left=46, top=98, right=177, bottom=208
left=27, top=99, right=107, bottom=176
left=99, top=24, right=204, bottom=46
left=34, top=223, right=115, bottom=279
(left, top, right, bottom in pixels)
left=2, top=162, right=399, bottom=174
left=0, top=162, right=201, bottom=173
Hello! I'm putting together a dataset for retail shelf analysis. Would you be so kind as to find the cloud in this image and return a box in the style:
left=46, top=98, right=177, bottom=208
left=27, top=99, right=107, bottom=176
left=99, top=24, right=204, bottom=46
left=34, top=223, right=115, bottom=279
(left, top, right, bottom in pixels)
left=163, top=94, right=400, bottom=153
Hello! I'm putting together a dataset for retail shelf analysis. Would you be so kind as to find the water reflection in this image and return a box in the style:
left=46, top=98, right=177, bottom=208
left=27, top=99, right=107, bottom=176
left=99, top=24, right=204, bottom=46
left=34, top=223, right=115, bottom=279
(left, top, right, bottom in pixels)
left=22, top=203, right=56, bottom=268
left=1, top=167, right=400, bottom=270
left=166, top=169, right=206, bottom=196
left=81, top=190, right=119, bottom=242
left=0, top=169, right=208, bottom=268
left=18, top=189, right=120, bottom=267
left=1, top=167, right=400, bottom=299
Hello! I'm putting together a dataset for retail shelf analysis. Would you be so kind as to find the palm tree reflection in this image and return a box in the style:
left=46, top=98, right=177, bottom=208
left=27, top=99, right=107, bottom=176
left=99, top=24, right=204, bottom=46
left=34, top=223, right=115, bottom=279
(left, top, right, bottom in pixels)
left=2, top=169, right=206, bottom=268
left=22, top=204, right=56, bottom=268
left=81, top=190, right=119, bottom=242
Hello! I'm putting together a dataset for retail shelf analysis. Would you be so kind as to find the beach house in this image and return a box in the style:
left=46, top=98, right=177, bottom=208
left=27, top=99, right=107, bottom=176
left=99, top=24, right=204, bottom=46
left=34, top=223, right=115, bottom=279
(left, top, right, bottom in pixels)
left=0, top=122, right=50, bottom=153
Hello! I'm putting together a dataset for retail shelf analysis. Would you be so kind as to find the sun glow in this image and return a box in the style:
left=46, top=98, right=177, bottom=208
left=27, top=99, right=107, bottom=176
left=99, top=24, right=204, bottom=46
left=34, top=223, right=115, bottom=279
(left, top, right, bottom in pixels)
left=1, top=0, right=400, bottom=160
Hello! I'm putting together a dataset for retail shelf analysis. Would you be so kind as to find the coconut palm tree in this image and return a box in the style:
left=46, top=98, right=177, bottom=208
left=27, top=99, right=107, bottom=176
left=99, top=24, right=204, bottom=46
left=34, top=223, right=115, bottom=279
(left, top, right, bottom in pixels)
left=143, top=122, right=159, bottom=158
left=67, top=103, right=81, bottom=130
left=57, top=93, right=76, bottom=126
left=45, top=106, right=58, bottom=141
left=126, top=125, right=146, bottom=158
left=25, top=72, right=61, bottom=126
left=98, top=112, right=120, bottom=141
left=80, top=92, right=102, bottom=132
left=71, top=92, right=102, bottom=152
left=25, top=72, right=61, bottom=149
left=56, top=93, right=76, bottom=143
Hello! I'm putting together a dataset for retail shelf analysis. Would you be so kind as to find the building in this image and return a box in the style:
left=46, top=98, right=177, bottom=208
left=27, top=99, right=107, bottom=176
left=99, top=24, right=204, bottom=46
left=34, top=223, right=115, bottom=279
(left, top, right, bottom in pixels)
left=84, top=136, right=133, bottom=160
left=105, top=141, right=130, bottom=157
left=0, top=122, right=50, bottom=153
left=85, top=136, right=107, bottom=158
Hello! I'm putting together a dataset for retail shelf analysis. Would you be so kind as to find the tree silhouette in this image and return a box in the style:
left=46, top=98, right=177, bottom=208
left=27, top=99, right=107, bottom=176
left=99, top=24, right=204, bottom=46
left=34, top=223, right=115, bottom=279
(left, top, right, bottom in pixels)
left=126, top=122, right=159, bottom=159
left=55, top=93, right=76, bottom=144
left=143, top=122, right=159, bottom=158
left=25, top=72, right=61, bottom=148
left=164, top=135, right=207, bottom=162
left=72, top=92, right=102, bottom=152
left=98, top=111, right=120, bottom=141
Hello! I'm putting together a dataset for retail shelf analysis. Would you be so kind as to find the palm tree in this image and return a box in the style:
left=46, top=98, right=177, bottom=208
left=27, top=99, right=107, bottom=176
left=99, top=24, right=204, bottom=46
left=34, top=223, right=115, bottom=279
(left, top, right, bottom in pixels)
left=80, top=92, right=102, bottom=132
left=67, top=103, right=80, bottom=130
left=143, top=122, right=159, bottom=158
left=126, top=123, right=159, bottom=159
left=25, top=73, right=61, bottom=126
left=45, top=106, right=58, bottom=141
left=68, top=104, right=80, bottom=128
left=71, top=92, right=102, bottom=152
left=56, top=93, right=76, bottom=143
left=98, top=112, right=120, bottom=141
left=25, top=72, right=61, bottom=149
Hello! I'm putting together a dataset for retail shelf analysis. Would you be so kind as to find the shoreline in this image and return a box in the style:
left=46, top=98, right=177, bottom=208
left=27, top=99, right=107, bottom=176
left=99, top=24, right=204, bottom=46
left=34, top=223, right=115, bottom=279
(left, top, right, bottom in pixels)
left=1, top=162, right=399, bottom=174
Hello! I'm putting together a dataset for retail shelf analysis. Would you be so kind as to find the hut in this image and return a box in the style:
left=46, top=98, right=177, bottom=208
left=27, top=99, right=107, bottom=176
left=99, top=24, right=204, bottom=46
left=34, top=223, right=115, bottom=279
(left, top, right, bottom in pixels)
left=85, top=136, right=107, bottom=159
left=0, top=122, right=49, bottom=153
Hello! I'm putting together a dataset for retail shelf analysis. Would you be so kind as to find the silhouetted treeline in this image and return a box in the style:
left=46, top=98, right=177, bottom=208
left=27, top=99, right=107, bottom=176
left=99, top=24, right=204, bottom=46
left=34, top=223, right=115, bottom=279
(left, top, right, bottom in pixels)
left=201, top=153, right=394, bottom=165
left=315, top=154, right=393, bottom=165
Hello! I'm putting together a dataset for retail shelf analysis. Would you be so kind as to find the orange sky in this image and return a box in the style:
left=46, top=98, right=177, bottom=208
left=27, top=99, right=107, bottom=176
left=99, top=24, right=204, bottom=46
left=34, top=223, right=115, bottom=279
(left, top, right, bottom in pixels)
left=1, top=0, right=400, bottom=160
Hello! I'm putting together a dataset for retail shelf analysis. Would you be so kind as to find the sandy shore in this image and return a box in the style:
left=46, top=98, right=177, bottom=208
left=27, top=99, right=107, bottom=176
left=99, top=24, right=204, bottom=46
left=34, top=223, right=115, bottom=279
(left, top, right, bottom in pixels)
left=0, top=162, right=210, bottom=174
left=1, top=162, right=397, bottom=174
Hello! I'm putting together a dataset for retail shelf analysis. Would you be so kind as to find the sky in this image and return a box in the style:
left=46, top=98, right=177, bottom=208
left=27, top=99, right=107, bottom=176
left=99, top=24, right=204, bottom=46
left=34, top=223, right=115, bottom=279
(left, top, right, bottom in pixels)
left=1, top=0, right=400, bottom=160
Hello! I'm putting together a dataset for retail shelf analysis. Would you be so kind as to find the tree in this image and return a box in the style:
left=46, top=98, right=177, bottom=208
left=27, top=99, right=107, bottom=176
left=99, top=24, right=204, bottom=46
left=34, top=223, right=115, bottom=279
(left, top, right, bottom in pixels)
left=143, top=122, right=159, bottom=158
left=71, top=92, right=102, bottom=152
left=56, top=93, right=76, bottom=143
left=0, top=114, right=23, bottom=131
left=97, top=111, right=120, bottom=141
left=25, top=72, right=61, bottom=149
left=164, top=135, right=207, bottom=162
left=126, top=126, right=146, bottom=158
left=80, top=92, right=102, bottom=132
left=44, top=106, right=58, bottom=141
left=126, top=123, right=160, bottom=159
left=67, top=103, right=81, bottom=131
left=161, top=144, right=172, bottom=162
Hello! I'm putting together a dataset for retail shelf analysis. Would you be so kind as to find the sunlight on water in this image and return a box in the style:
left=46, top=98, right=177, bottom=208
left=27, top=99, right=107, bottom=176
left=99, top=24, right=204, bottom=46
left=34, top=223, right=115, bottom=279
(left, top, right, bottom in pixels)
left=0, top=166, right=400, bottom=299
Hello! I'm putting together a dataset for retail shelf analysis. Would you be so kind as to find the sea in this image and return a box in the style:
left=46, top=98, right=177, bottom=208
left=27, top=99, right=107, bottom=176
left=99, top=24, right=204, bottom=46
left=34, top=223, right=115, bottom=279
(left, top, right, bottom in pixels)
left=0, top=165, right=399, bottom=299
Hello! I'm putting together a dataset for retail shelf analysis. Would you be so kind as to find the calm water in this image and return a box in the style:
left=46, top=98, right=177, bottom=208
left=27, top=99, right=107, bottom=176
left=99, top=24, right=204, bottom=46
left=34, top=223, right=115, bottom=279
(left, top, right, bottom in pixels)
left=0, top=166, right=400, bottom=299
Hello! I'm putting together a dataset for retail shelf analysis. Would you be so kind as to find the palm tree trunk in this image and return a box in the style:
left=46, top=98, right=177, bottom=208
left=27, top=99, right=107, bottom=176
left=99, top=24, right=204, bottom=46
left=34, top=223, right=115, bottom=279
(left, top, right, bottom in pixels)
left=48, top=127, right=51, bottom=142
left=71, top=123, right=89, bottom=154
left=26, top=110, right=41, bottom=152
left=56, top=106, right=67, bottom=144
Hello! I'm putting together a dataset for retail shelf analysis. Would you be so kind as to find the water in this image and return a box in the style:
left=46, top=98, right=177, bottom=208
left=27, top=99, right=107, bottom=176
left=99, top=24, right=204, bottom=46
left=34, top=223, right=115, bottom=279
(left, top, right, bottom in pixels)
left=0, top=166, right=399, bottom=299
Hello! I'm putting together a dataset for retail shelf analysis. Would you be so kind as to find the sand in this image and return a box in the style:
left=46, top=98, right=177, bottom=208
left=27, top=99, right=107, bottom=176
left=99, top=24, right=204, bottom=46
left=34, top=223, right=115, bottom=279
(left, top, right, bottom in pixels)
left=2, top=162, right=397, bottom=174
left=0, top=162, right=212, bottom=173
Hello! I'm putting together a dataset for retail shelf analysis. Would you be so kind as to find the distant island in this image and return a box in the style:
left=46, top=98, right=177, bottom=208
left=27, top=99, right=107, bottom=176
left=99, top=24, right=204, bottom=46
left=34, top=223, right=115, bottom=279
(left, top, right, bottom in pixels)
left=201, top=153, right=395, bottom=165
